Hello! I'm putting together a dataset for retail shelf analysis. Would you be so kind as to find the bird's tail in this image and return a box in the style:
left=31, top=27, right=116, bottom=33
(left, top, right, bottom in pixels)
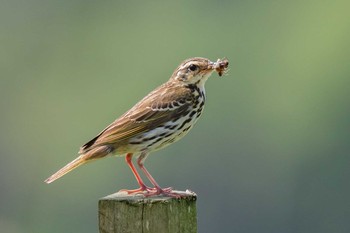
left=44, top=156, right=87, bottom=184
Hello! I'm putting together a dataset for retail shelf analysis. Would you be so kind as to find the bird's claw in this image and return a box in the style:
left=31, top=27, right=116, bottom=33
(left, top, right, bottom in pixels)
left=118, top=186, right=186, bottom=198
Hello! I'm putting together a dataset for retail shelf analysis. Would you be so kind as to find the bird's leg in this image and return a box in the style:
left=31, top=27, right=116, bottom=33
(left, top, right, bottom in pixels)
left=119, top=153, right=150, bottom=194
left=137, top=152, right=175, bottom=196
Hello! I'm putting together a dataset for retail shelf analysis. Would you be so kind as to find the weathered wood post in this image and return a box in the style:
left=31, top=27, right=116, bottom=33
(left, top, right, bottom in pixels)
left=98, top=190, right=197, bottom=233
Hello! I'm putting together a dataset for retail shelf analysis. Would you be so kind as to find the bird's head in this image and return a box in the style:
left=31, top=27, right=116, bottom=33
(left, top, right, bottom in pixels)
left=170, top=57, right=229, bottom=85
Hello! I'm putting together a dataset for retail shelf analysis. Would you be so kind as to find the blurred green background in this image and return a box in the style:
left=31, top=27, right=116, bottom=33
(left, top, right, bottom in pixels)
left=1, top=0, right=349, bottom=232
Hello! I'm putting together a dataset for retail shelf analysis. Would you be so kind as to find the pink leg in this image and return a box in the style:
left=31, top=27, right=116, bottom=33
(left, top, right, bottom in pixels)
left=137, top=154, right=182, bottom=197
left=119, top=153, right=149, bottom=194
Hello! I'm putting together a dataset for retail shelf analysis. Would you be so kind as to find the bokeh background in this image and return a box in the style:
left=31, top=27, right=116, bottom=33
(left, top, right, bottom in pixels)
left=1, top=0, right=349, bottom=232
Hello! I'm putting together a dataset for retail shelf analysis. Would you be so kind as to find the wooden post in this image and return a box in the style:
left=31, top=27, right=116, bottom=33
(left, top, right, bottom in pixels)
left=98, top=190, right=197, bottom=233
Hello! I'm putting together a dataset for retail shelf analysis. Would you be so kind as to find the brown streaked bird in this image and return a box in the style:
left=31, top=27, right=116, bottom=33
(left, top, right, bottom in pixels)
left=45, top=57, right=229, bottom=197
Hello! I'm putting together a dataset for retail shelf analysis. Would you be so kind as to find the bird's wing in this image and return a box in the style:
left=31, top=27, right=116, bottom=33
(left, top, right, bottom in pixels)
left=80, top=84, right=193, bottom=152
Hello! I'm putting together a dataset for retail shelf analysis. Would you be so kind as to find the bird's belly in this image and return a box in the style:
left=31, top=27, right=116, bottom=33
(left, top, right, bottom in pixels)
left=127, top=112, right=202, bottom=153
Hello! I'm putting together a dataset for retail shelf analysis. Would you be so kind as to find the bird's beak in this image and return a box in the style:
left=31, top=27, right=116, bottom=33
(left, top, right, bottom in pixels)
left=207, top=61, right=216, bottom=70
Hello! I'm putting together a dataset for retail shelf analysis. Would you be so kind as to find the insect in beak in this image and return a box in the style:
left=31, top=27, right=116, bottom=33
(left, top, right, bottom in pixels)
left=212, top=58, right=229, bottom=77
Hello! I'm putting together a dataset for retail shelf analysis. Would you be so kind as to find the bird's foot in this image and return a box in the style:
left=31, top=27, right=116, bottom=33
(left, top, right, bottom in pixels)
left=118, top=184, right=152, bottom=195
left=119, top=186, right=192, bottom=199
left=143, top=186, right=188, bottom=198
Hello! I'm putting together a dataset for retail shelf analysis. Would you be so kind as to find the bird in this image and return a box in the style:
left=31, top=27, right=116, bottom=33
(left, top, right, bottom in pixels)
left=45, top=57, right=229, bottom=197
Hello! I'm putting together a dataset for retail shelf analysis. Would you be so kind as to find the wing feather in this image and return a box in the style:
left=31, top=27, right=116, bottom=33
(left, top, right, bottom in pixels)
left=80, top=83, right=193, bottom=153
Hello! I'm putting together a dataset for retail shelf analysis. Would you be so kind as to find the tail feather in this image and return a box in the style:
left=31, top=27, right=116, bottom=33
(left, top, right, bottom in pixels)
left=45, top=145, right=112, bottom=184
left=44, top=156, right=87, bottom=184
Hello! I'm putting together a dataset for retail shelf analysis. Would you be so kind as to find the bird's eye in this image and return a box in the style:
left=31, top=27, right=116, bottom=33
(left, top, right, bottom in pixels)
left=188, top=64, right=198, bottom=72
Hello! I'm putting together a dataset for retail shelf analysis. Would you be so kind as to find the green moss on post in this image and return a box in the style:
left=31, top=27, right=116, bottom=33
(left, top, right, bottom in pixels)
left=98, top=190, right=197, bottom=233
